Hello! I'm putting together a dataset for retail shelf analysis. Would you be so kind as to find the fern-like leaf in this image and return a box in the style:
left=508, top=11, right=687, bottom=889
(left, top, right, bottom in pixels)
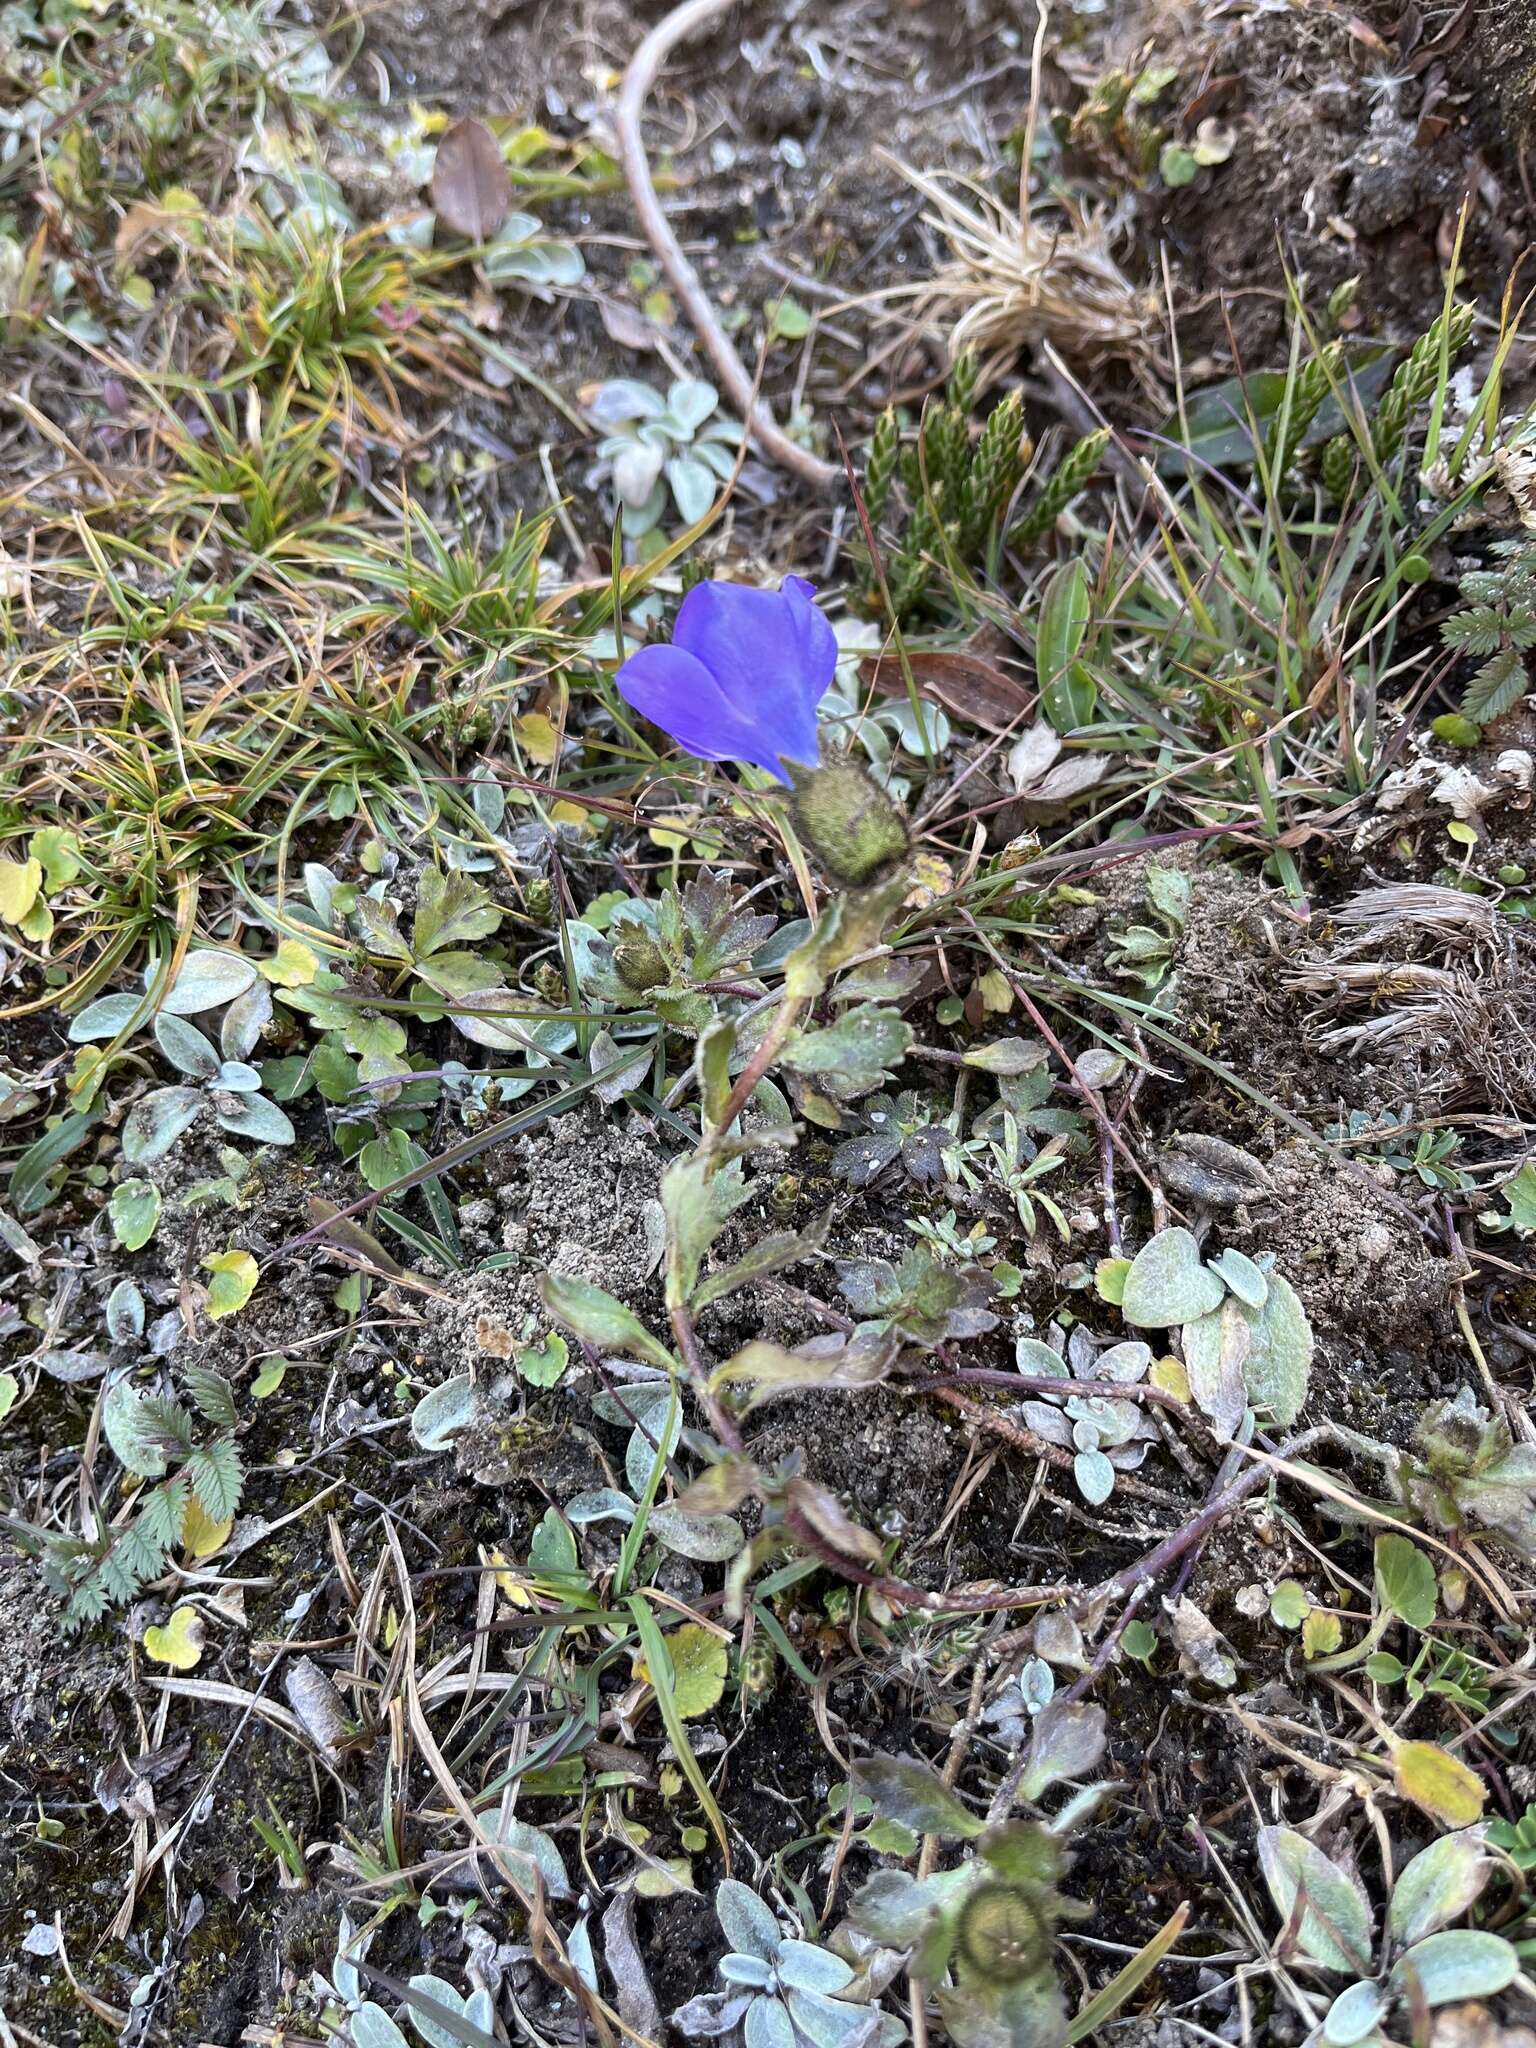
left=182, top=1365, right=238, bottom=1429
left=185, top=1438, right=243, bottom=1522
left=1464, top=647, right=1528, bottom=723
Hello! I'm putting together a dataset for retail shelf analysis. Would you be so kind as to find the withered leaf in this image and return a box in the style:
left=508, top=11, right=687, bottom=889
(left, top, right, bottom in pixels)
left=431, top=117, right=512, bottom=242
left=860, top=649, right=1033, bottom=735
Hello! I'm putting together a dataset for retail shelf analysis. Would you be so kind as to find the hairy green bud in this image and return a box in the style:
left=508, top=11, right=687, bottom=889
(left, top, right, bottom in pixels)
left=613, top=934, right=670, bottom=992
left=788, top=753, right=910, bottom=888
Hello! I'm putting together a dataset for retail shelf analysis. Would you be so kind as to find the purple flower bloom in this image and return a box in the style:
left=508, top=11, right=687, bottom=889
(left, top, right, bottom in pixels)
left=615, top=575, right=836, bottom=783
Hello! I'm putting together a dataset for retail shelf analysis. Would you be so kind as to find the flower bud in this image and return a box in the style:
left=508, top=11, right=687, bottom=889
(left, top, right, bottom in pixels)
left=613, top=934, right=670, bottom=992
left=788, top=754, right=910, bottom=888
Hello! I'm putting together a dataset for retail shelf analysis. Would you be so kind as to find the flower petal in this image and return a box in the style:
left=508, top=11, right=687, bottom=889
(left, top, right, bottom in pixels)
left=615, top=642, right=791, bottom=780
left=672, top=578, right=834, bottom=769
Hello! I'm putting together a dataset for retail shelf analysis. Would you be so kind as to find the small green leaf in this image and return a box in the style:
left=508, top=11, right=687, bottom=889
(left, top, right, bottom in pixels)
left=1270, top=1580, right=1311, bottom=1629
left=768, top=293, right=812, bottom=340
left=1375, top=1533, right=1436, bottom=1630
left=541, top=1271, right=676, bottom=1369
left=204, top=1248, right=258, bottom=1320
left=1036, top=560, right=1096, bottom=730
left=853, top=1755, right=984, bottom=1839
left=110, top=1178, right=161, bottom=1251
left=528, top=1506, right=579, bottom=1580
left=515, top=1332, right=568, bottom=1387
left=1120, top=1228, right=1224, bottom=1328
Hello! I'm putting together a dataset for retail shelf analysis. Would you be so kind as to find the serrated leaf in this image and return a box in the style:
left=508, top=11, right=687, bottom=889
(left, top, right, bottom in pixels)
left=1463, top=646, right=1527, bottom=723
left=413, top=866, right=502, bottom=955
left=662, top=1152, right=754, bottom=1310
left=185, top=1439, right=243, bottom=1521
left=182, top=1364, right=237, bottom=1428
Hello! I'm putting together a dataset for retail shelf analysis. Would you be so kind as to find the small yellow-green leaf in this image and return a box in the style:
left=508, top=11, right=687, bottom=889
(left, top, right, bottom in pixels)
left=0, top=1371, right=18, bottom=1422
left=260, top=938, right=318, bottom=988
left=1392, top=1740, right=1485, bottom=1828
left=30, top=826, right=81, bottom=889
left=1270, top=1580, right=1310, bottom=1629
left=648, top=1623, right=727, bottom=1720
left=1302, top=1610, right=1343, bottom=1659
left=1095, top=1257, right=1131, bottom=1306
left=1149, top=1355, right=1190, bottom=1403
left=0, top=855, right=42, bottom=925
left=143, top=1604, right=205, bottom=1670
left=181, top=1494, right=232, bottom=1559
left=204, top=1248, right=258, bottom=1320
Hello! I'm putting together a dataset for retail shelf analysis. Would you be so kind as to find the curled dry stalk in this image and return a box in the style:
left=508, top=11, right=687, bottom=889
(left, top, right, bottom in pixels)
left=616, top=0, right=839, bottom=491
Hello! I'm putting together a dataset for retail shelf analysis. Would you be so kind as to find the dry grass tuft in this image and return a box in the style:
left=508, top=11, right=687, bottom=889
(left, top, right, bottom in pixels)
left=884, top=153, right=1163, bottom=392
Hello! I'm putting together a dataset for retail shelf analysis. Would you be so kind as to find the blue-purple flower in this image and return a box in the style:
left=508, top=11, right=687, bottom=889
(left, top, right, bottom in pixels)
left=615, top=575, right=836, bottom=783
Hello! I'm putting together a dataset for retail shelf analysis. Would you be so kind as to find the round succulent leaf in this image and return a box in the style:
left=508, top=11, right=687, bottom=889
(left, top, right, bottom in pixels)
left=776, top=1942, right=854, bottom=1996
left=350, top=2004, right=410, bottom=2048
left=1074, top=1447, right=1116, bottom=1505
left=69, top=991, right=149, bottom=1042
left=1209, top=1246, right=1269, bottom=1309
left=213, top=1060, right=263, bottom=1093
left=154, top=1012, right=220, bottom=1078
left=213, top=1093, right=295, bottom=1146
left=1120, top=1228, right=1225, bottom=1328
left=122, top=1085, right=204, bottom=1164
left=666, top=454, right=719, bottom=524
left=1392, top=1929, right=1518, bottom=2005
left=745, top=1996, right=796, bottom=2048
left=720, top=1955, right=775, bottom=1988
left=565, top=1488, right=637, bottom=1526
left=1388, top=1828, right=1491, bottom=1946
left=716, top=1879, right=783, bottom=1965
left=1015, top=1337, right=1069, bottom=1379
left=159, top=949, right=258, bottom=1014
left=1322, top=1978, right=1385, bottom=2046
left=1241, top=1272, right=1313, bottom=1426
left=403, top=1974, right=471, bottom=2048
left=411, top=1374, right=478, bottom=1451
left=1093, top=1340, right=1152, bottom=1383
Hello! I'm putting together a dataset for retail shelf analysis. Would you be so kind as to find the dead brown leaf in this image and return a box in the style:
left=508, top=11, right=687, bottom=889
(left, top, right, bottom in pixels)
left=431, top=117, right=512, bottom=242
left=860, top=648, right=1033, bottom=734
